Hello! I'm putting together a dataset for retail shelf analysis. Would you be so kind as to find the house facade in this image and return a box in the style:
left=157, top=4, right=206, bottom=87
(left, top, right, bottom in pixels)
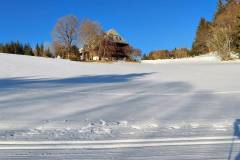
left=80, top=29, right=131, bottom=61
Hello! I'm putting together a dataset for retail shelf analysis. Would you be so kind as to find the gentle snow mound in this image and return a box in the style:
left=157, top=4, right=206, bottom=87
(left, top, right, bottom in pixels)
left=142, top=53, right=221, bottom=64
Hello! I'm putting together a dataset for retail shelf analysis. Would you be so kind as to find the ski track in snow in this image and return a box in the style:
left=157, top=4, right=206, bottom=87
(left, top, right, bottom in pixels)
left=0, top=136, right=239, bottom=150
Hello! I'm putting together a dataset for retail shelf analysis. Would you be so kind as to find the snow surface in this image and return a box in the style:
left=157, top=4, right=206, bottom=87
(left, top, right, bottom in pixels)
left=1, top=53, right=240, bottom=159
left=142, top=53, right=240, bottom=64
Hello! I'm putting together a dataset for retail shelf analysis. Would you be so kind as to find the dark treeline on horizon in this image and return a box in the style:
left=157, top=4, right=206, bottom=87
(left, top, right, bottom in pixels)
left=0, top=41, right=53, bottom=58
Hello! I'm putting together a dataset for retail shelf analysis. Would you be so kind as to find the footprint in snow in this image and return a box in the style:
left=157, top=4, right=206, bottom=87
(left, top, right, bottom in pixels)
left=190, top=123, right=200, bottom=129
left=212, top=124, right=227, bottom=131
left=168, top=125, right=181, bottom=130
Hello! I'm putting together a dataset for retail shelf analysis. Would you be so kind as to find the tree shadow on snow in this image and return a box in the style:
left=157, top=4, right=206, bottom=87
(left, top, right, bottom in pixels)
left=0, top=74, right=193, bottom=131
left=0, top=73, right=153, bottom=92
left=50, top=81, right=193, bottom=121
left=0, top=72, right=158, bottom=122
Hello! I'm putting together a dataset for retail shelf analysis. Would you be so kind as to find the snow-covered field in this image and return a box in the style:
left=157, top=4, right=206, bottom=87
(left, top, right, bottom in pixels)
left=1, top=53, right=240, bottom=159
left=141, top=53, right=240, bottom=64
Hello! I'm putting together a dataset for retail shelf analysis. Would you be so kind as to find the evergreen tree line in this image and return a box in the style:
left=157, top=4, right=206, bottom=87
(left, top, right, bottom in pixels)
left=192, top=0, right=240, bottom=60
left=0, top=41, right=53, bottom=58
left=144, top=0, right=240, bottom=60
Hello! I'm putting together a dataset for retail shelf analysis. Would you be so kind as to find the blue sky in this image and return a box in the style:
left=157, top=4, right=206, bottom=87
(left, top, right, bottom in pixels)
left=0, top=0, right=217, bottom=54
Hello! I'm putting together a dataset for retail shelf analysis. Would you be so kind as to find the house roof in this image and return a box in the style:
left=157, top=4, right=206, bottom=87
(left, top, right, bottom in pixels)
left=107, top=29, right=119, bottom=36
left=106, top=29, right=128, bottom=44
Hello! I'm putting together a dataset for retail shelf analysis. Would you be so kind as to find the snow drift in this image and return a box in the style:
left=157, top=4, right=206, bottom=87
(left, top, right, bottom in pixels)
left=141, top=53, right=222, bottom=64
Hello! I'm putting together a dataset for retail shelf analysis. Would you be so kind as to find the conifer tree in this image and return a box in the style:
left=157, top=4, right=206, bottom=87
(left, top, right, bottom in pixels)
left=233, top=8, right=240, bottom=52
left=45, top=47, right=52, bottom=58
left=35, top=43, right=41, bottom=56
left=214, top=0, right=225, bottom=20
left=0, top=43, right=3, bottom=53
left=40, top=44, right=44, bottom=56
left=192, top=18, right=211, bottom=55
left=16, top=41, right=24, bottom=55
left=218, top=0, right=224, bottom=11
left=23, top=44, right=34, bottom=56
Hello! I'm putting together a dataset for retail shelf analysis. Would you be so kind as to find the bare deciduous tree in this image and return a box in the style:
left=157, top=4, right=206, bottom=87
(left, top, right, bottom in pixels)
left=79, top=20, right=102, bottom=46
left=79, top=20, right=103, bottom=59
left=207, top=25, right=233, bottom=60
left=53, top=42, right=65, bottom=58
left=52, top=15, right=79, bottom=59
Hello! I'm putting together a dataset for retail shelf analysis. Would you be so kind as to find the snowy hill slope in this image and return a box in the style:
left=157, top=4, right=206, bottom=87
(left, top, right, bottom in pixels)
left=0, top=53, right=240, bottom=141
left=141, top=53, right=239, bottom=64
